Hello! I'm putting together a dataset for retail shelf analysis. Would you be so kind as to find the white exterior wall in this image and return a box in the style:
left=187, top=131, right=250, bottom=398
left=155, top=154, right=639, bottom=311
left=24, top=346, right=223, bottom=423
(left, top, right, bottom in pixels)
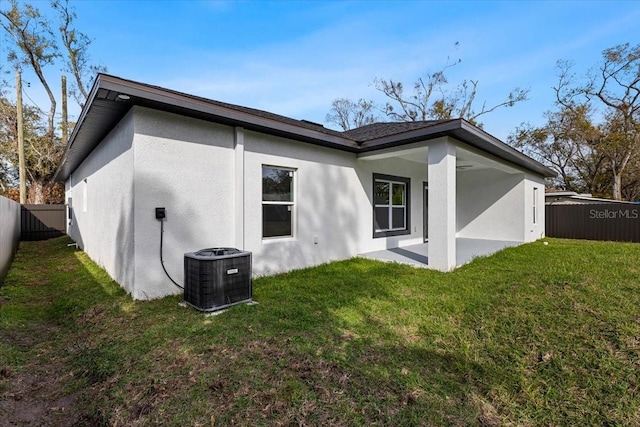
left=242, top=131, right=429, bottom=276
left=355, top=157, right=427, bottom=252
left=66, top=110, right=136, bottom=293
left=0, top=196, right=21, bottom=283
left=243, top=131, right=362, bottom=275
left=523, top=172, right=547, bottom=242
left=456, top=168, right=525, bottom=241
left=65, top=107, right=548, bottom=299
left=131, top=108, right=236, bottom=299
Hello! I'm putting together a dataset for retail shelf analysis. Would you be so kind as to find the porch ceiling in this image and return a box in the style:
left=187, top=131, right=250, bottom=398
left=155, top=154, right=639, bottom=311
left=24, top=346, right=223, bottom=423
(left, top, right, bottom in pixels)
left=357, top=140, right=522, bottom=175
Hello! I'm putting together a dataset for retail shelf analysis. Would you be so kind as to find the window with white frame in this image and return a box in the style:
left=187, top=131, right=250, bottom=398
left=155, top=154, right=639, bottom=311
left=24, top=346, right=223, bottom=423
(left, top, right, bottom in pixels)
left=373, top=173, right=410, bottom=238
left=533, top=187, right=538, bottom=224
left=262, top=166, right=295, bottom=238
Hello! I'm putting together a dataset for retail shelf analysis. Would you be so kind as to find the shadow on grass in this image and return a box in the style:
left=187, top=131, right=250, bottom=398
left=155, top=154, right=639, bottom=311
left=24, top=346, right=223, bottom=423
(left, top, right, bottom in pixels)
left=0, top=237, right=129, bottom=425
left=2, top=237, right=639, bottom=426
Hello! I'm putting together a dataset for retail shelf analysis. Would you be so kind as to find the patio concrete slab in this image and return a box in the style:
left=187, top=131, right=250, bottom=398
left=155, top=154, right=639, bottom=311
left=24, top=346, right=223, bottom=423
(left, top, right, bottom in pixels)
left=359, top=238, right=522, bottom=268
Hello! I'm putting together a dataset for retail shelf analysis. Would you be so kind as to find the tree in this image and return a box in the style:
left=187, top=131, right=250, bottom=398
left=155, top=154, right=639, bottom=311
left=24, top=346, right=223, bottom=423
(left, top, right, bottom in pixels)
left=510, top=103, right=608, bottom=195
left=584, top=43, right=640, bottom=200
left=1, top=0, right=59, bottom=143
left=374, top=67, right=528, bottom=126
left=326, top=51, right=529, bottom=131
left=512, top=44, right=639, bottom=201
left=325, top=98, right=378, bottom=131
left=53, top=0, right=105, bottom=106
left=0, top=94, right=64, bottom=203
left=620, top=155, right=640, bottom=201
left=0, top=0, right=104, bottom=203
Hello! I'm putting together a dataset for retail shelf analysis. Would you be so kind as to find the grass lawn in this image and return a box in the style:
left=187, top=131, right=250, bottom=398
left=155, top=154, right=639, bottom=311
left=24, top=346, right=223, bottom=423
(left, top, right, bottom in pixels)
left=1, top=237, right=639, bottom=426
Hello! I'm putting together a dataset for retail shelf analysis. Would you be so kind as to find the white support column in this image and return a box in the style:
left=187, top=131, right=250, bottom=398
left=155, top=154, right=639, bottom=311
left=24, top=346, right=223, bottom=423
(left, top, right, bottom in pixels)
left=428, top=138, right=456, bottom=271
left=234, top=127, right=245, bottom=249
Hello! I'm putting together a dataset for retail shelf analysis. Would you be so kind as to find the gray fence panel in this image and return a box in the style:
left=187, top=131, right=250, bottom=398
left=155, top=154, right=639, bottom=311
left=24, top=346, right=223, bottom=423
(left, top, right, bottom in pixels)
left=1, top=196, right=21, bottom=283
left=21, top=204, right=66, bottom=241
left=546, top=204, right=640, bottom=242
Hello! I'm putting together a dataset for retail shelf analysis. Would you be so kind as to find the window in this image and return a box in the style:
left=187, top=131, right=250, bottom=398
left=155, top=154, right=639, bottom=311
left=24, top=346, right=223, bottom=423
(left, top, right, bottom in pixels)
left=262, top=166, right=294, bottom=238
left=67, top=197, right=73, bottom=223
left=373, top=173, right=410, bottom=238
left=533, top=187, right=538, bottom=224
left=82, top=179, right=88, bottom=213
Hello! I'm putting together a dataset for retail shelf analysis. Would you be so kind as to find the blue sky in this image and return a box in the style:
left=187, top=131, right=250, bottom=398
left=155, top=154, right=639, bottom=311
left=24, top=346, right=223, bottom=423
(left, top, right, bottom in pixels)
left=4, top=0, right=640, bottom=141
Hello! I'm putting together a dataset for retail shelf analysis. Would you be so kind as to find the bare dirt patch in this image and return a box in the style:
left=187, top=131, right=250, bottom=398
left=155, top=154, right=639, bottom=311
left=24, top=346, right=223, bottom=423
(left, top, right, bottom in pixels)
left=0, top=325, right=84, bottom=426
left=0, top=363, right=83, bottom=426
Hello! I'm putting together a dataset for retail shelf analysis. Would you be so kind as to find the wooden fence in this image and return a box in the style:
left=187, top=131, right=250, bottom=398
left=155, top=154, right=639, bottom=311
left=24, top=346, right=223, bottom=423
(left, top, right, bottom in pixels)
left=546, top=203, right=640, bottom=242
left=21, top=204, right=66, bottom=241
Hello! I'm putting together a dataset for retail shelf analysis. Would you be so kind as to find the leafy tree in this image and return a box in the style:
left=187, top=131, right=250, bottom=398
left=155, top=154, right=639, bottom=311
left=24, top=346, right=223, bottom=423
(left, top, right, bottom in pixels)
left=584, top=43, right=640, bottom=200
left=509, top=102, right=605, bottom=194
left=0, top=93, right=64, bottom=202
left=620, top=156, right=640, bottom=201
left=512, top=44, right=639, bottom=201
left=326, top=51, right=529, bottom=130
left=0, top=0, right=104, bottom=203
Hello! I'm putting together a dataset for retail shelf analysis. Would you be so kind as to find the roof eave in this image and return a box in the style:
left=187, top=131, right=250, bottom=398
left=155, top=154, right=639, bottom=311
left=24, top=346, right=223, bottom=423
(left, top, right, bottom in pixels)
left=53, top=75, right=104, bottom=182
left=359, top=118, right=556, bottom=178
left=55, top=75, right=556, bottom=182
left=54, top=74, right=359, bottom=181
left=97, top=75, right=357, bottom=149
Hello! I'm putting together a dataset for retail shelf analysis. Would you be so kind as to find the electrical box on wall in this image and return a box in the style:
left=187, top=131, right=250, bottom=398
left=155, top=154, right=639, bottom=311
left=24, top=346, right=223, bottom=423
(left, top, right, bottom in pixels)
left=155, top=207, right=166, bottom=220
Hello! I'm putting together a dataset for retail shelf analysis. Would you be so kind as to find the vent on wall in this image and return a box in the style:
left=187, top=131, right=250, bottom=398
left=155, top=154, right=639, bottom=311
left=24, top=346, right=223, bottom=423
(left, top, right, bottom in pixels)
left=183, top=248, right=252, bottom=312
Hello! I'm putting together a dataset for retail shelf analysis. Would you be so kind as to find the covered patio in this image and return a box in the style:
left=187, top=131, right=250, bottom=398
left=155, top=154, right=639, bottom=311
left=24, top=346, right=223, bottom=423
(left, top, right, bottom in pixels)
left=357, top=132, right=541, bottom=272
left=359, top=238, right=522, bottom=268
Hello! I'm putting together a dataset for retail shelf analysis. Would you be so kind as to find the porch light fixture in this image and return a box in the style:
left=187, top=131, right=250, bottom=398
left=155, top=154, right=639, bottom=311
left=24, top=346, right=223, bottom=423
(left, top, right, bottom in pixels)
left=117, top=93, right=131, bottom=100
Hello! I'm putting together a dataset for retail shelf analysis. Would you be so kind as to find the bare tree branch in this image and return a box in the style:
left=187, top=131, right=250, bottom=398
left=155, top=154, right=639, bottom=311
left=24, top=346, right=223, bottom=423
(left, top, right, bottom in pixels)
left=52, top=0, right=106, bottom=106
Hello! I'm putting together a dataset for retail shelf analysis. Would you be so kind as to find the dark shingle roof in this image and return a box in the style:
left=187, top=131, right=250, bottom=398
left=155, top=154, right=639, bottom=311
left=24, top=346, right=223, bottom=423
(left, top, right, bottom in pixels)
left=127, top=77, right=348, bottom=140
left=343, top=121, right=446, bottom=142
left=54, top=74, right=556, bottom=181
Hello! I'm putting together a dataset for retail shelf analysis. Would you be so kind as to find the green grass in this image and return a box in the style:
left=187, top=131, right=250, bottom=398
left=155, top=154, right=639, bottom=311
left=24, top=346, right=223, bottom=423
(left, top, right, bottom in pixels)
left=1, top=237, right=639, bottom=426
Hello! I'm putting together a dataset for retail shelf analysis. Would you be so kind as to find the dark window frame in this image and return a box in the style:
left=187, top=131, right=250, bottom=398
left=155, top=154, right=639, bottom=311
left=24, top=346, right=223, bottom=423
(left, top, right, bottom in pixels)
left=372, top=173, right=411, bottom=238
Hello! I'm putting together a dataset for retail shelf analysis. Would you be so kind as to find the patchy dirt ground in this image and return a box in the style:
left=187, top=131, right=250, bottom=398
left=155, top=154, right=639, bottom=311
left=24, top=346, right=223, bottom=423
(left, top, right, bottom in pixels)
left=0, top=367, right=80, bottom=426
left=0, top=327, right=84, bottom=426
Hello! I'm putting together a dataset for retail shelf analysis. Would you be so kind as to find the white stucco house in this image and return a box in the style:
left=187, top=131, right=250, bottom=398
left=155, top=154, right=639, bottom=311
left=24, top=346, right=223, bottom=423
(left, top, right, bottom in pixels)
left=54, top=74, right=555, bottom=300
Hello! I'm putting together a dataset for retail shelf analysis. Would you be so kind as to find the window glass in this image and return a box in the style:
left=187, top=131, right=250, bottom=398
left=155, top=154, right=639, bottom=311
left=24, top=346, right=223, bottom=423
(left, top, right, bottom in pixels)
left=82, top=179, right=87, bottom=213
left=262, top=166, right=294, bottom=238
left=373, top=174, right=410, bottom=237
left=392, top=184, right=405, bottom=206
left=392, top=207, right=405, bottom=229
left=374, top=206, right=389, bottom=230
left=262, top=205, right=292, bottom=238
left=533, top=187, right=538, bottom=224
left=262, top=167, right=293, bottom=202
left=374, top=182, right=389, bottom=205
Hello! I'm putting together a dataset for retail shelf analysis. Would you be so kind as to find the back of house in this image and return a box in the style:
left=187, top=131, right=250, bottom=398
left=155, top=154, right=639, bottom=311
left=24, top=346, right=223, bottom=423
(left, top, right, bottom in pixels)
left=54, top=74, right=554, bottom=299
